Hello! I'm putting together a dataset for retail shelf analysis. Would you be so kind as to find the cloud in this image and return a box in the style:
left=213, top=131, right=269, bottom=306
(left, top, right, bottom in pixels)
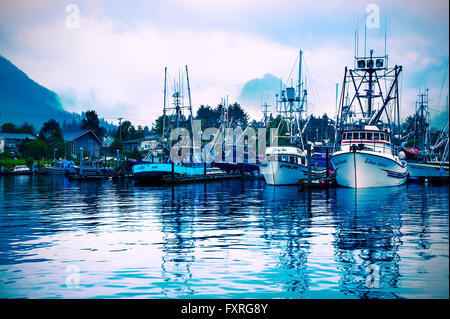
left=0, top=0, right=448, bottom=128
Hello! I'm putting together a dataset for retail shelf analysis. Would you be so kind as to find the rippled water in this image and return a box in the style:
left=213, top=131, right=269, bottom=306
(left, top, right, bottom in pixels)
left=0, top=175, right=448, bottom=299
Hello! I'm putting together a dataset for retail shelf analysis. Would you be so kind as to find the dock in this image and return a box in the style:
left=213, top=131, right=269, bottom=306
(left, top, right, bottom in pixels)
left=68, top=175, right=110, bottom=181
left=299, top=174, right=337, bottom=188
left=161, top=173, right=249, bottom=184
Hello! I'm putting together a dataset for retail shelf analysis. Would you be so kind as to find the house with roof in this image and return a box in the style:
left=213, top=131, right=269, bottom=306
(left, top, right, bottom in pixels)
left=122, top=134, right=161, bottom=152
left=0, top=133, right=36, bottom=153
left=63, top=130, right=103, bottom=158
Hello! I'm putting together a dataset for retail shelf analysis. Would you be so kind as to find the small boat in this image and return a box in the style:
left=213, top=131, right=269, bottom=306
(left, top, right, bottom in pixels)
left=12, top=165, right=32, bottom=175
left=42, top=160, right=76, bottom=175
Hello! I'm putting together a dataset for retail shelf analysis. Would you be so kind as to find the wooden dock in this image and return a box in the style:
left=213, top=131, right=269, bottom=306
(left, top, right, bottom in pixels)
left=161, top=173, right=246, bottom=184
left=68, top=175, right=110, bottom=181
left=299, top=174, right=336, bottom=188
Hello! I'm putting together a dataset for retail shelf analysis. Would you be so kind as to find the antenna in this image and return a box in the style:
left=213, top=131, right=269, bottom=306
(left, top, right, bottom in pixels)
left=364, top=13, right=367, bottom=57
left=356, top=16, right=359, bottom=58
left=117, top=117, right=123, bottom=142
left=384, top=17, right=387, bottom=58
left=335, top=83, right=339, bottom=117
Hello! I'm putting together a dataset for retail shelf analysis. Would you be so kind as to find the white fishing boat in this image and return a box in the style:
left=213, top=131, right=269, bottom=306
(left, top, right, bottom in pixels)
left=331, top=50, right=407, bottom=188
left=260, top=50, right=322, bottom=185
left=133, top=66, right=206, bottom=183
left=260, top=146, right=324, bottom=185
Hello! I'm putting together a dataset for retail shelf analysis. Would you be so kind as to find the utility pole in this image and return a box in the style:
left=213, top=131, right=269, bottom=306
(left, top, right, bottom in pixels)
left=118, top=117, right=123, bottom=142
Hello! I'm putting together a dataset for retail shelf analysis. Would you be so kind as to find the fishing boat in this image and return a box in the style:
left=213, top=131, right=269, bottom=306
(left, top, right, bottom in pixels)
left=401, top=89, right=449, bottom=180
left=42, top=160, right=76, bottom=175
left=260, top=50, right=324, bottom=185
left=331, top=49, right=408, bottom=188
left=133, top=66, right=206, bottom=183
left=312, top=142, right=334, bottom=169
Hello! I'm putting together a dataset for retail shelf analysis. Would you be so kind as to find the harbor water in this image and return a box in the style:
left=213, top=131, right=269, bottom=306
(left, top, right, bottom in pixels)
left=0, top=175, right=448, bottom=299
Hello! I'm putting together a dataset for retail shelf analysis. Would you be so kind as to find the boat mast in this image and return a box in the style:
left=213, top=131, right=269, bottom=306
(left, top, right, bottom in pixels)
left=162, top=67, right=167, bottom=154
left=185, top=65, right=195, bottom=161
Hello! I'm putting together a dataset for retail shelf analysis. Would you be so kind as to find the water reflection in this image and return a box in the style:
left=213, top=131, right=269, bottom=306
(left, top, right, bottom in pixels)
left=332, top=187, right=405, bottom=298
left=0, top=176, right=448, bottom=298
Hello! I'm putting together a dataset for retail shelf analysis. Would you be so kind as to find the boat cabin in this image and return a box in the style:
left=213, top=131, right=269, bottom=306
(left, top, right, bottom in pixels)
left=265, top=147, right=307, bottom=166
left=340, top=128, right=392, bottom=154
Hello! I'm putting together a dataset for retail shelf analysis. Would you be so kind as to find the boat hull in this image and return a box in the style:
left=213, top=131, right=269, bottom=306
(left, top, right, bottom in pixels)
left=407, top=162, right=449, bottom=178
left=132, top=163, right=205, bottom=182
left=330, top=151, right=407, bottom=188
left=260, top=160, right=309, bottom=186
left=42, top=167, right=68, bottom=175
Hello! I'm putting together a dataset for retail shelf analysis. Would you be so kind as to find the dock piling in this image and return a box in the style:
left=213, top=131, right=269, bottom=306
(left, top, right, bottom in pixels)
left=80, top=147, right=83, bottom=176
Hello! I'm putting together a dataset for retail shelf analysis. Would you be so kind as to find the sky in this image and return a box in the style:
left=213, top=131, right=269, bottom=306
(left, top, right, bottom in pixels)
left=0, top=0, right=448, bottom=128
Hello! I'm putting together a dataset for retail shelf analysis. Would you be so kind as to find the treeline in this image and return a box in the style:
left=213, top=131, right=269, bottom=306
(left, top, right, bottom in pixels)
left=0, top=110, right=110, bottom=161
left=401, top=114, right=445, bottom=150
left=151, top=102, right=250, bottom=134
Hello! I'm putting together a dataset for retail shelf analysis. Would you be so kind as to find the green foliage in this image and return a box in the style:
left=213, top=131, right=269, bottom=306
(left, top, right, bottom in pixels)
left=227, top=103, right=249, bottom=128
left=20, top=139, right=47, bottom=160
left=81, top=110, right=106, bottom=139
left=195, top=105, right=219, bottom=128
left=123, top=148, right=143, bottom=160
left=1, top=122, right=35, bottom=134
left=0, top=158, right=27, bottom=170
left=109, top=139, right=123, bottom=154
left=39, top=119, right=62, bottom=140
left=115, top=120, right=145, bottom=141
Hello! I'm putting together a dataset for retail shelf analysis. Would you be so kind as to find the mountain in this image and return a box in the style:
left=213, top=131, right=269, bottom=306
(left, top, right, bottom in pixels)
left=239, top=73, right=281, bottom=107
left=0, top=54, right=114, bottom=133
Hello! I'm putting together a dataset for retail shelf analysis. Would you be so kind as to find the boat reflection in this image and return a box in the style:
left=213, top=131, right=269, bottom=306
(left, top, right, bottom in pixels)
left=331, top=186, right=406, bottom=298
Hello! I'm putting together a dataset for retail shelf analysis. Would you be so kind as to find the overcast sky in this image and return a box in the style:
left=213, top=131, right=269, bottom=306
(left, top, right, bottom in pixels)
left=0, top=0, right=448, bottom=127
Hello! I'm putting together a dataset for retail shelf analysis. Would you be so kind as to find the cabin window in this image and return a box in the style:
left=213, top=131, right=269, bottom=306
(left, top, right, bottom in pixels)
left=289, top=156, right=295, bottom=164
left=360, top=133, right=366, bottom=140
left=367, top=133, right=372, bottom=140
left=343, top=133, right=347, bottom=139
left=380, top=134, right=385, bottom=141
left=386, top=135, right=390, bottom=142
left=301, top=157, right=305, bottom=165
left=352, top=133, right=358, bottom=139
left=374, top=133, right=380, bottom=140
left=347, top=133, right=353, bottom=139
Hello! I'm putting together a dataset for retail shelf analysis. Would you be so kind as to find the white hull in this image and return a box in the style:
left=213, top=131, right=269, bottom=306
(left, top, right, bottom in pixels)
left=260, top=161, right=308, bottom=186
left=331, top=151, right=407, bottom=188
left=407, top=162, right=449, bottom=178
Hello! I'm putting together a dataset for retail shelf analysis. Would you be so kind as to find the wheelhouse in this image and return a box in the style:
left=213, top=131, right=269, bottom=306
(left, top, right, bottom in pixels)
left=340, top=129, right=393, bottom=155
left=265, top=147, right=307, bottom=166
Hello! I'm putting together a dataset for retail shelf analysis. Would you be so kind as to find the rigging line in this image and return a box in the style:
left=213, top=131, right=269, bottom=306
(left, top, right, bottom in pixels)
left=428, top=105, right=449, bottom=111
left=285, top=51, right=300, bottom=86
left=437, top=59, right=449, bottom=105
left=303, top=54, right=335, bottom=85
